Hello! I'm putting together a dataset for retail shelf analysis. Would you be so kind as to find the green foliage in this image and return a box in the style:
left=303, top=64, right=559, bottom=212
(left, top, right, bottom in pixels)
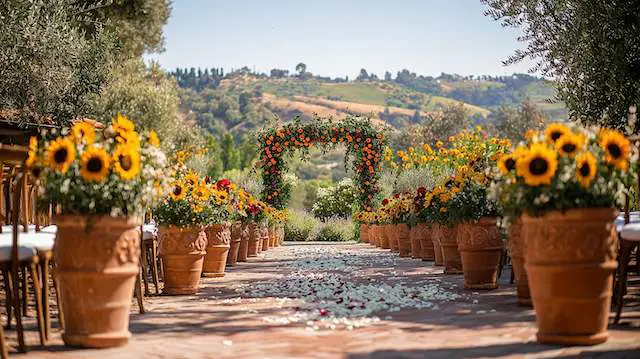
left=311, top=179, right=358, bottom=220
left=489, top=99, right=546, bottom=142
left=449, top=181, right=498, bottom=224
left=288, top=179, right=332, bottom=211
left=483, top=0, right=640, bottom=129
left=0, top=0, right=117, bottom=124
left=315, top=218, right=355, bottom=242
left=284, top=210, right=319, bottom=241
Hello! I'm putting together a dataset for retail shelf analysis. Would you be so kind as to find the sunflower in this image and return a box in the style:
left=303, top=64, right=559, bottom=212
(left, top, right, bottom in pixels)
left=599, top=129, right=631, bottom=170
left=544, top=123, right=571, bottom=143
left=116, top=130, right=141, bottom=147
left=516, top=143, right=558, bottom=186
left=555, top=132, right=585, bottom=157
left=71, top=122, right=96, bottom=144
left=191, top=183, right=210, bottom=202
left=576, top=152, right=597, bottom=188
left=170, top=181, right=186, bottom=201
left=191, top=203, right=204, bottom=213
left=112, top=113, right=135, bottom=134
left=184, top=171, right=199, bottom=188
left=497, top=154, right=517, bottom=175
left=113, top=145, right=141, bottom=180
left=46, top=137, right=76, bottom=173
left=26, top=136, right=38, bottom=168
left=80, top=147, right=110, bottom=182
left=148, top=130, right=160, bottom=147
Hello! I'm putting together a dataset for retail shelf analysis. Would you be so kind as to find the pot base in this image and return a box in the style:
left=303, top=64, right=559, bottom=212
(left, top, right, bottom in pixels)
left=202, top=272, right=225, bottom=278
left=464, top=282, right=498, bottom=290
left=444, top=268, right=463, bottom=274
left=537, top=331, right=609, bottom=346
left=517, top=298, right=533, bottom=307
left=63, top=331, right=131, bottom=348
left=163, top=287, right=199, bottom=295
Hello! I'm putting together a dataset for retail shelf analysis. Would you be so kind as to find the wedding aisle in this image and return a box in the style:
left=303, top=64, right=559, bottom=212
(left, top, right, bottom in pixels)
left=20, top=243, right=640, bottom=359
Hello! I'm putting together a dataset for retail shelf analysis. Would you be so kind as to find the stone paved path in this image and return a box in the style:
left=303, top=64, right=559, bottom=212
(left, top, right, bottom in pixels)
left=15, top=243, right=640, bottom=358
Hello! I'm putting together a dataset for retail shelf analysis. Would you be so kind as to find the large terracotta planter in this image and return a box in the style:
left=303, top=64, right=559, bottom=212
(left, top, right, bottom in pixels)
left=523, top=208, right=618, bottom=345
left=369, top=225, right=379, bottom=246
left=409, top=225, right=422, bottom=259
left=385, top=224, right=398, bottom=252
left=202, top=222, right=231, bottom=277
left=438, top=225, right=462, bottom=274
left=415, top=223, right=435, bottom=261
left=269, top=224, right=277, bottom=247
left=159, top=226, right=207, bottom=295
left=379, top=225, right=391, bottom=249
left=237, top=222, right=250, bottom=262
left=397, top=224, right=412, bottom=257
left=261, top=223, right=269, bottom=251
left=226, top=222, right=242, bottom=266
left=507, top=219, right=531, bottom=306
left=54, top=215, right=141, bottom=348
left=432, top=225, right=444, bottom=266
left=276, top=224, right=285, bottom=245
left=457, top=218, right=503, bottom=290
left=359, top=224, right=369, bottom=243
left=247, top=222, right=261, bottom=257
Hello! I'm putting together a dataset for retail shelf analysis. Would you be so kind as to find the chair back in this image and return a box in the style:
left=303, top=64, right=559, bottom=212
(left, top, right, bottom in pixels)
left=0, top=144, right=29, bottom=267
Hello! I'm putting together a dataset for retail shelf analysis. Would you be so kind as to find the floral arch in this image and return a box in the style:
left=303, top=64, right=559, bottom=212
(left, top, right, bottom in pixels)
left=257, top=116, right=386, bottom=211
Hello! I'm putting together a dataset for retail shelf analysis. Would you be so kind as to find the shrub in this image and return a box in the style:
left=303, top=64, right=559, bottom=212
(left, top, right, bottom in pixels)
left=314, top=217, right=355, bottom=242
left=311, top=178, right=357, bottom=220
left=284, top=210, right=319, bottom=241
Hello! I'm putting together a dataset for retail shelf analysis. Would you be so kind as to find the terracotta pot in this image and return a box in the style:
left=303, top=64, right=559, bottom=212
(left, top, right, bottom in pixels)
left=415, top=223, right=435, bottom=261
left=54, top=215, right=141, bottom=348
left=431, top=225, right=444, bottom=266
left=261, top=223, right=269, bottom=251
left=409, top=225, right=422, bottom=259
left=369, top=225, right=378, bottom=246
left=277, top=224, right=285, bottom=245
left=269, top=224, right=277, bottom=247
left=397, top=224, right=412, bottom=257
left=457, top=218, right=503, bottom=290
left=226, top=222, right=242, bottom=267
left=247, top=222, right=261, bottom=257
left=523, top=208, right=618, bottom=346
left=237, top=222, right=250, bottom=262
left=202, top=222, right=231, bottom=277
left=507, top=219, right=531, bottom=306
left=438, top=225, right=462, bottom=274
left=158, top=226, right=207, bottom=295
left=384, top=224, right=397, bottom=251
left=359, top=224, right=369, bottom=243
left=379, top=225, right=391, bottom=249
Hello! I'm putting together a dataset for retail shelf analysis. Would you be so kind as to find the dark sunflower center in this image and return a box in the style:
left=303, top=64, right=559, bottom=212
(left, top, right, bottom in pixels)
left=561, top=143, right=577, bottom=153
left=551, top=131, right=563, bottom=141
left=529, top=157, right=549, bottom=176
left=579, top=163, right=591, bottom=177
left=173, top=186, right=183, bottom=196
left=505, top=158, right=516, bottom=171
left=607, top=143, right=622, bottom=159
left=119, top=154, right=132, bottom=171
left=87, top=157, right=103, bottom=173
left=54, top=148, right=68, bottom=163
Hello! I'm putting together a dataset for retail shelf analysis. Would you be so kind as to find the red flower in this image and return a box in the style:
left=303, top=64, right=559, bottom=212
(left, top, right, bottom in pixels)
left=216, top=178, right=231, bottom=190
left=394, top=193, right=400, bottom=199
left=382, top=199, right=389, bottom=206
left=417, top=187, right=426, bottom=195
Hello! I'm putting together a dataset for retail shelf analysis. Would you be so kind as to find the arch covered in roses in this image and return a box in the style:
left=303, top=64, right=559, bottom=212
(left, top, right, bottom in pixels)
left=258, top=116, right=386, bottom=210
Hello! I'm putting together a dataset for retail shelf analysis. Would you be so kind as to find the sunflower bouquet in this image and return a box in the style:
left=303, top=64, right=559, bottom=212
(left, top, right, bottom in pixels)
left=31, top=115, right=169, bottom=217
left=489, top=123, right=637, bottom=217
left=154, top=169, right=211, bottom=227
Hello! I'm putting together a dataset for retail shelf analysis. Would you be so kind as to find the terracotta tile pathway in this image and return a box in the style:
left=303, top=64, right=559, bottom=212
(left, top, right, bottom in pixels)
left=12, top=243, right=640, bottom=358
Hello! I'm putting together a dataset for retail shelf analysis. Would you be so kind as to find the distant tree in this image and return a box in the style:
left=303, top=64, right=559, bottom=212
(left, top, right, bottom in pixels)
left=295, top=62, right=307, bottom=76
left=483, top=0, right=640, bottom=130
left=422, top=103, right=470, bottom=143
left=205, top=134, right=224, bottom=178
left=270, top=68, right=289, bottom=78
left=490, top=99, right=546, bottom=142
left=384, top=71, right=393, bottom=81
left=238, top=92, right=251, bottom=114
left=357, top=69, right=370, bottom=81
left=220, top=132, right=240, bottom=171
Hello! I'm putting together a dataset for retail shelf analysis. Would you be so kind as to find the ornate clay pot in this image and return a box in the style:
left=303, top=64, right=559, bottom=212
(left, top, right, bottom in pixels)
left=54, top=215, right=141, bottom=348
left=159, top=226, right=207, bottom=295
left=438, top=225, right=462, bottom=274
left=379, top=225, right=391, bottom=249
left=359, top=224, right=369, bottom=243
left=457, top=218, right=503, bottom=290
left=226, top=222, right=242, bottom=267
left=276, top=224, right=285, bottom=245
left=202, top=222, right=231, bottom=277
left=237, top=222, right=250, bottom=262
left=247, top=222, right=261, bottom=257
left=523, top=208, right=618, bottom=345
left=261, top=223, right=270, bottom=251
left=269, top=224, right=277, bottom=248
left=409, top=224, right=422, bottom=259
left=397, top=223, right=412, bottom=257
left=385, top=224, right=398, bottom=252
left=507, top=219, right=530, bottom=306
left=431, top=225, right=444, bottom=266
left=415, top=223, right=435, bottom=261
left=369, top=225, right=379, bottom=246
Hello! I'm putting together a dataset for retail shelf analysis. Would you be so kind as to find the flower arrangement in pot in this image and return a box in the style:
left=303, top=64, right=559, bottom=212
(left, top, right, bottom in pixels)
left=354, top=211, right=371, bottom=244
left=411, top=186, right=436, bottom=261
left=378, top=198, right=393, bottom=250
left=246, top=196, right=268, bottom=257
left=31, top=115, right=168, bottom=348
left=449, top=131, right=511, bottom=290
left=154, top=163, right=209, bottom=295
left=226, top=181, right=248, bottom=266
left=200, top=178, right=233, bottom=277
left=267, top=208, right=286, bottom=247
left=490, top=123, right=636, bottom=345
left=392, top=192, right=414, bottom=257
left=423, top=180, right=458, bottom=271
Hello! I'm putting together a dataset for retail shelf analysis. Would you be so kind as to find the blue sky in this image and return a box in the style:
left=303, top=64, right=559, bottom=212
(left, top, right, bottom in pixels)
left=148, top=0, right=535, bottom=78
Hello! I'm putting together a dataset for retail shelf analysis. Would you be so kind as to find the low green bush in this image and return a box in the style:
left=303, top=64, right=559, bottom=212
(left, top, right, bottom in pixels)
left=314, top=217, right=355, bottom=242
left=284, top=210, right=319, bottom=241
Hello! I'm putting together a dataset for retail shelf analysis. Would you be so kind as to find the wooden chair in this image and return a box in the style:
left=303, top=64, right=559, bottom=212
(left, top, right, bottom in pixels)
left=0, top=145, right=47, bottom=356
left=614, top=195, right=640, bottom=324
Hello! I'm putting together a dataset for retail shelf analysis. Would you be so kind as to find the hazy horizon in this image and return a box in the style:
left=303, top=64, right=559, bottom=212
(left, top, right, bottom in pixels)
left=146, top=0, right=538, bottom=79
